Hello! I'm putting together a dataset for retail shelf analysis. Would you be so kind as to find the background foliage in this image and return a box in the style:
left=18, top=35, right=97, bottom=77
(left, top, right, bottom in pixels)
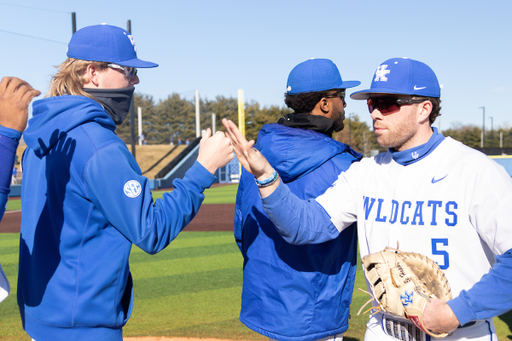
left=116, top=93, right=292, bottom=145
left=116, top=93, right=512, bottom=157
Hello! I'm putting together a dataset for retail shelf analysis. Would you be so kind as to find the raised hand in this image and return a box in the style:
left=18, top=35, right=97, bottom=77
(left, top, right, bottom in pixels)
left=221, top=118, right=274, bottom=179
left=0, top=77, right=41, bottom=132
left=196, top=128, right=234, bottom=174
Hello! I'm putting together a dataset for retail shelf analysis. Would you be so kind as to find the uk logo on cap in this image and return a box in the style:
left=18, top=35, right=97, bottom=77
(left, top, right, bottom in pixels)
left=374, top=65, right=390, bottom=82
left=124, top=32, right=137, bottom=51
left=350, top=57, right=441, bottom=100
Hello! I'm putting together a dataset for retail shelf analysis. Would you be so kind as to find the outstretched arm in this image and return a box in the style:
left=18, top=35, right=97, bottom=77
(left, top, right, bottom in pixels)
left=0, top=77, right=40, bottom=220
left=222, top=118, right=340, bottom=245
left=222, top=118, right=279, bottom=197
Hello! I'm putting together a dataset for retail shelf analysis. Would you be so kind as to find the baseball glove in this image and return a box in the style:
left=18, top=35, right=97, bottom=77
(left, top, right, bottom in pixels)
left=359, top=247, right=452, bottom=338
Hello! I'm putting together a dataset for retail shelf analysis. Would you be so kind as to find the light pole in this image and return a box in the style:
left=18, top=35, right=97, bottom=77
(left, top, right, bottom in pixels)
left=71, top=12, right=76, bottom=34
left=489, top=116, right=494, bottom=151
left=127, top=20, right=136, bottom=158
left=348, top=112, right=352, bottom=146
left=480, top=107, right=485, bottom=148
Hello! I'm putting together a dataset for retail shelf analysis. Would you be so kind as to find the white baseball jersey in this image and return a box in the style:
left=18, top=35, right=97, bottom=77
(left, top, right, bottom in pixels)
left=316, top=137, right=512, bottom=341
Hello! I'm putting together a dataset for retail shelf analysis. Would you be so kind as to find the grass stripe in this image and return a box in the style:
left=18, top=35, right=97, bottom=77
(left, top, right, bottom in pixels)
left=148, top=184, right=238, bottom=205
left=125, top=287, right=246, bottom=337
left=131, top=232, right=234, bottom=253
left=0, top=246, right=18, bottom=257
left=133, top=267, right=242, bottom=300
left=130, top=242, right=238, bottom=265
left=131, top=253, right=241, bottom=279
left=6, top=199, right=21, bottom=211
left=4, top=183, right=239, bottom=212
left=163, top=230, right=233, bottom=241
left=0, top=253, right=19, bottom=266
left=0, top=233, right=19, bottom=245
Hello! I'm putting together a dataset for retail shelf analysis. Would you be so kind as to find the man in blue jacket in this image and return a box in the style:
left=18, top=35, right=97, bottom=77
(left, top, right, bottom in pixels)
left=0, top=77, right=40, bottom=303
left=235, top=58, right=362, bottom=341
left=225, top=58, right=512, bottom=341
left=17, top=24, right=233, bottom=341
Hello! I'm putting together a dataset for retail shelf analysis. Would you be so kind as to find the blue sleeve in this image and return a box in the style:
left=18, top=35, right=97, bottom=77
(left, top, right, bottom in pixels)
left=262, top=180, right=340, bottom=244
left=447, top=248, right=512, bottom=325
left=86, top=144, right=215, bottom=254
left=0, top=127, right=21, bottom=220
left=234, top=169, right=247, bottom=253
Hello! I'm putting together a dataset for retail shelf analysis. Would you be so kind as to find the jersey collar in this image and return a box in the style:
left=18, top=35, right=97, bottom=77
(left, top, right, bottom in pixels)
left=390, top=127, right=445, bottom=166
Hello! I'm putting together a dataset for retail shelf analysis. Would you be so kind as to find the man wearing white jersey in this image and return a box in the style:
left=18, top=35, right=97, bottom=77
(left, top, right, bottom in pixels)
left=222, top=57, right=512, bottom=341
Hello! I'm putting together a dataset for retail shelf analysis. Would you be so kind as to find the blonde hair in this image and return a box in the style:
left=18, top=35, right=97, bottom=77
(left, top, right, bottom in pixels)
left=46, top=58, right=109, bottom=98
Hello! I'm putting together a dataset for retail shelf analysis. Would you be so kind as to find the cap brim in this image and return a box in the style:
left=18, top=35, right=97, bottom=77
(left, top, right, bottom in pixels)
left=336, top=80, right=361, bottom=89
left=117, top=58, right=159, bottom=68
left=350, top=88, right=414, bottom=100
left=287, top=80, right=361, bottom=95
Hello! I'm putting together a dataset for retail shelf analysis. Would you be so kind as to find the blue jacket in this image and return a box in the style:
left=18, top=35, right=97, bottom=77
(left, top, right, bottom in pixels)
left=235, top=123, right=362, bottom=341
left=18, top=95, right=215, bottom=341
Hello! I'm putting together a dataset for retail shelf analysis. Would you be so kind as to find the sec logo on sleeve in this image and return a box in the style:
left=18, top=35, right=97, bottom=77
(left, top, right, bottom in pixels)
left=124, top=180, right=142, bottom=198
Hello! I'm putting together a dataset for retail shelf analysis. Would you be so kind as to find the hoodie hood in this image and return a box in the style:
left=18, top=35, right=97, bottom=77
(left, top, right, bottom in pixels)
left=255, top=123, right=357, bottom=183
left=24, top=96, right=115, bottom=158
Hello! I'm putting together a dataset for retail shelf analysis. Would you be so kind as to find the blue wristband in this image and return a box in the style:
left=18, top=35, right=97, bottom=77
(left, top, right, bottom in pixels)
left=255, top=169, right=279, bottom=187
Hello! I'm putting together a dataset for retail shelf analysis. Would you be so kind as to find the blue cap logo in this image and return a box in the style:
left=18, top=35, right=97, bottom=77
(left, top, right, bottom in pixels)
left=126, top=34, right=136, bottom=51
left=351, top=58, right=440, bottom=100
left=374, top=65, right=391, bottom=82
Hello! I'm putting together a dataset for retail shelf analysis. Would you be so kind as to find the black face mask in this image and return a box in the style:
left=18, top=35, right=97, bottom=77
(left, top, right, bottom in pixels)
left=84, top=86, right=135, bottom=125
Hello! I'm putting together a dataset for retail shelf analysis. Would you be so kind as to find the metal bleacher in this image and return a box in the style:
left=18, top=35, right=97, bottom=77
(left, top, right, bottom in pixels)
left=150, top=138, right=240, bottom=190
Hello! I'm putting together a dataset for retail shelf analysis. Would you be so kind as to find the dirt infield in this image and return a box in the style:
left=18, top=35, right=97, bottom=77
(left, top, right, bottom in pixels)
left=0, top=203, right=235, bottom=233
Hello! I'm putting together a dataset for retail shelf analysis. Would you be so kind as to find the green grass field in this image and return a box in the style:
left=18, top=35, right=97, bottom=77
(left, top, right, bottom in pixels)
left=2, top=183, right=512, bottom=340
left=5, top=184, right=238, bottom=212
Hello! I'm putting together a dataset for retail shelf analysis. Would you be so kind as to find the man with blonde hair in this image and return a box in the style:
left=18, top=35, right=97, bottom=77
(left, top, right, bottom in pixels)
left=18, top=24, right=233, bottom=341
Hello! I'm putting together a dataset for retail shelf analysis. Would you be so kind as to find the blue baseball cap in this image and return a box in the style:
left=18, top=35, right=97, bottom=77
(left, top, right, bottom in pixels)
left=286, top=58, right=360, bottom=95
left=67, top=24, right=158, bottom=68
left=350, top=58, right=440, bottom=100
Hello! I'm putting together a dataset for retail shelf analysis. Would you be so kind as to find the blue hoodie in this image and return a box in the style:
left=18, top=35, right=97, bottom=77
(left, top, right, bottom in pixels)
left=18, top=95, right=215, bottom=341
left=235, top=123, right=362, bottom=341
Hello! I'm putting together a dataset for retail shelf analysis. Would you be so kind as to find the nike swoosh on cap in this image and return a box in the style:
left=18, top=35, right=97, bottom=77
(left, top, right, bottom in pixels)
left=414, top=86, right=426, bottom=90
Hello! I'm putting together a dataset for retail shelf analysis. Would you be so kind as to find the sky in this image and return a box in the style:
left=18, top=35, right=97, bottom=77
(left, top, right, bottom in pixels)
left=0, top=0, right=511, bottom=132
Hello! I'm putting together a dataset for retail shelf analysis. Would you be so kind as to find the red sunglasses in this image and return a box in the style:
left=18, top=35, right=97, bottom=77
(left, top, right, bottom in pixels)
left=367, top=97, right=426, bottom=114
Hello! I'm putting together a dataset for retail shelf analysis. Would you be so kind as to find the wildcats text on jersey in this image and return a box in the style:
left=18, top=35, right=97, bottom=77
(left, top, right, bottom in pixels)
left=363, top=196, right=458, bottom=226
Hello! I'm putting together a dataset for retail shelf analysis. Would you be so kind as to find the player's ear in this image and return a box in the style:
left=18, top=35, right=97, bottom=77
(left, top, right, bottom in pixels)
left=318, top=97, right=330, bottom=114
left=417, top=100, right=432, bottom=124
left=83, top=64, right=100, bottom=87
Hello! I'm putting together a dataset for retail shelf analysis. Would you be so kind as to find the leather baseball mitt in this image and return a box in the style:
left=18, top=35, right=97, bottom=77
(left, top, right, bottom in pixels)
left=360, top=247, right=452, bottom=338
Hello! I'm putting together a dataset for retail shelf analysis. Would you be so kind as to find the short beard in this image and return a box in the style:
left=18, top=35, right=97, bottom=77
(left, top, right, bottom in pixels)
left=333, top=113, right=345, bottom=132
